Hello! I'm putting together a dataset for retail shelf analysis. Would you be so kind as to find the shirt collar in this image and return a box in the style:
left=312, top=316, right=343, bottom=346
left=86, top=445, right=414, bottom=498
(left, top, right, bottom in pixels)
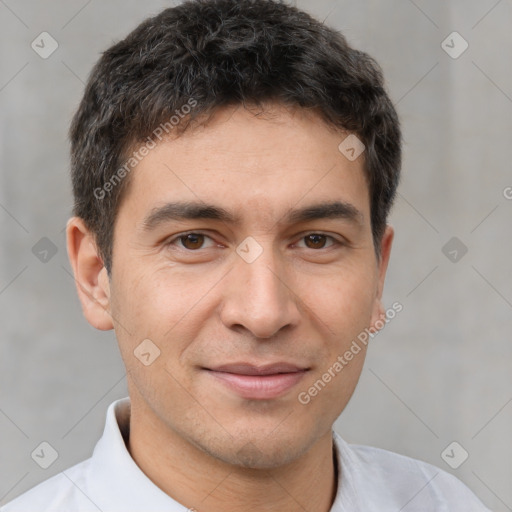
left=330, top=430, right=364, bottom=511
left=86, top=397, right=357, bottom=512
left=86, top=397, right=188, bottom=511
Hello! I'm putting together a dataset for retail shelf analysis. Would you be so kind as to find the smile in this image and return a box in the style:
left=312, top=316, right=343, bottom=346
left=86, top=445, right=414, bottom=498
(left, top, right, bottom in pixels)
left=203, top=362, right=310, bottom=400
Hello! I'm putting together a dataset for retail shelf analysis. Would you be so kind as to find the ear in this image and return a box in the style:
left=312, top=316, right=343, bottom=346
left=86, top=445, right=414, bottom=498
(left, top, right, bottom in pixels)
left=369, top=224, right=394, bottom=331
left=66, top=216, right=113, bottom=331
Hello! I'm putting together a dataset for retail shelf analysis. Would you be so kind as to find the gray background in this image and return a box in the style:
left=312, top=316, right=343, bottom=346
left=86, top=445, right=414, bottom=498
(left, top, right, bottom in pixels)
left=1, top=0, right=511, bottom=510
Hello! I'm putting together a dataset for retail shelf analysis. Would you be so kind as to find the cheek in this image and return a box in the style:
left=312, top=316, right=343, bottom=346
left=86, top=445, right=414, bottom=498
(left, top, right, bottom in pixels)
left=109, top=268, right=185, bottom=362
left=295, top=344, right=367, bottom=430
left=114, top=267, right=230, bottom=379
left=306, top=263, right=378, bottom=336
left=112, top=264, right=193, bottom=326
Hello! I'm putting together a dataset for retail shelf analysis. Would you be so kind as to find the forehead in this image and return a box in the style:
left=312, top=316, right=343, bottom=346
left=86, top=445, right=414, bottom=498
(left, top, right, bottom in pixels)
left=119, top=103, right=371, bottom=230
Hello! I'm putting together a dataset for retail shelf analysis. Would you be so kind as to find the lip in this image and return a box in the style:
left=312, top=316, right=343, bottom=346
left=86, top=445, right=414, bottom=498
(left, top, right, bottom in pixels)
left=203, top=362, right=309, bottom=400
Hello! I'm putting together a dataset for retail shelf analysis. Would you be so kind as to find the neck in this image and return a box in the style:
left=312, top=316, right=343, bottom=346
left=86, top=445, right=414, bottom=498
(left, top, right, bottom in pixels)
left=126, top=399, right=338, bottom=512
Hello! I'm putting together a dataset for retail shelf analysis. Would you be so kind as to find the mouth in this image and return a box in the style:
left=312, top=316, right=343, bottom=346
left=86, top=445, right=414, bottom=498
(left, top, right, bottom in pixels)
left=202, top=362, right=310, bottom=400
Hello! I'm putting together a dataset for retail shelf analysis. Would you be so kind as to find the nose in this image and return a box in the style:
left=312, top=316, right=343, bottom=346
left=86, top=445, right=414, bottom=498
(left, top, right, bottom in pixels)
left=219, top=242, right=301, bottom=339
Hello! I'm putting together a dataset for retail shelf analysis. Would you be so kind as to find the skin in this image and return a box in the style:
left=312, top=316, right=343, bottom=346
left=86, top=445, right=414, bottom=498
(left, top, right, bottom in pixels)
left=66, top=102, right=393, bottom=512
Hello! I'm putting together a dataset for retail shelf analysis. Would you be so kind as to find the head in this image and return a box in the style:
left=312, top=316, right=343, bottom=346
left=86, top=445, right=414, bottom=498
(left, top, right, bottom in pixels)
left=67, top=0, right=401, bottom=469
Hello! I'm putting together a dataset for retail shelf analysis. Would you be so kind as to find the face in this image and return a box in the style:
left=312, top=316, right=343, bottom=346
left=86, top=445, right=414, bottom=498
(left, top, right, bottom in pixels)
left=69, top=102, right=393, bottom=469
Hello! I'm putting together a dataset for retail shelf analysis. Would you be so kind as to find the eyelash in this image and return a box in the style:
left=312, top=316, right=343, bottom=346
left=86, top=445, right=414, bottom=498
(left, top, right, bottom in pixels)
left=166, top=231, right=343, bottom=251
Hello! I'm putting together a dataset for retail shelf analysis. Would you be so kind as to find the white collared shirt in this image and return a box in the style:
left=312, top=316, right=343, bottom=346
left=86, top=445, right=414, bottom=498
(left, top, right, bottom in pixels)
left=1, top=397, right=490, bottom=511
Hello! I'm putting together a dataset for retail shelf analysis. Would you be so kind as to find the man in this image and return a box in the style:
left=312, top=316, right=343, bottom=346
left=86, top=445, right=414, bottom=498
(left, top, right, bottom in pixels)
left=1, top=0, right=490, bottom=510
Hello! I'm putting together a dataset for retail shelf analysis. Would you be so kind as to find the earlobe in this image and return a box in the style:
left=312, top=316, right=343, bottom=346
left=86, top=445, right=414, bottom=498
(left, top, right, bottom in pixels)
left=369, top=300, right=387, bottom=334
left=66, top=217, right=114, bottom=331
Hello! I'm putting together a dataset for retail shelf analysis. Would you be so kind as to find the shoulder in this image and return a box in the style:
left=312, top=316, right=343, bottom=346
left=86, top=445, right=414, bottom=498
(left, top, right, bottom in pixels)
left=0, top=458, right=97, bottom=512
left=333, top=432, right=490, bottom=511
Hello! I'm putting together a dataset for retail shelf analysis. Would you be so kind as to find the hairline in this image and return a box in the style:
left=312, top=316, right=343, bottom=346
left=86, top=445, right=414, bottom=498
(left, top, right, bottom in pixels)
left=101, top=101, right=383, bottom=279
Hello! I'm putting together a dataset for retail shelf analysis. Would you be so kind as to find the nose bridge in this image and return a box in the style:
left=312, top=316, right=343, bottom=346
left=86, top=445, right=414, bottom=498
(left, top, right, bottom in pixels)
left=221, top=237, right=299, bottom=338
left=244, top=245, right=285, bottom=301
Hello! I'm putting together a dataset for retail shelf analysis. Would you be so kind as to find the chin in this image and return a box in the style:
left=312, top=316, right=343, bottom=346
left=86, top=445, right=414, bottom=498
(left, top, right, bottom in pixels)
left=193, top=426, right=315, bottom=470
left=231, top=440, right=303, bottom=469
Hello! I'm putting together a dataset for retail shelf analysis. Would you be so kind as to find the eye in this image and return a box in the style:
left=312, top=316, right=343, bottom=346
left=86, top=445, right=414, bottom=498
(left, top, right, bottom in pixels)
left=166, top=232, right=342, bottom=252
left=167, top=232, right=216, bottom=251
left=295, top=233, right=340, bottom=250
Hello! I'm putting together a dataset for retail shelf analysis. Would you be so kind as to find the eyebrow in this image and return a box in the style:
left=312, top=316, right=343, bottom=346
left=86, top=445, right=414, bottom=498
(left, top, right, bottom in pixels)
left=141, top=200, right=364, bottom=232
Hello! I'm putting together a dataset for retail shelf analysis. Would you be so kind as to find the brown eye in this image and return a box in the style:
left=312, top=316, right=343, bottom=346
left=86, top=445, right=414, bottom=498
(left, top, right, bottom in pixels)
left=179, top=233, right=205, bottom=250
left=304, top=234, right=329, bottom=249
